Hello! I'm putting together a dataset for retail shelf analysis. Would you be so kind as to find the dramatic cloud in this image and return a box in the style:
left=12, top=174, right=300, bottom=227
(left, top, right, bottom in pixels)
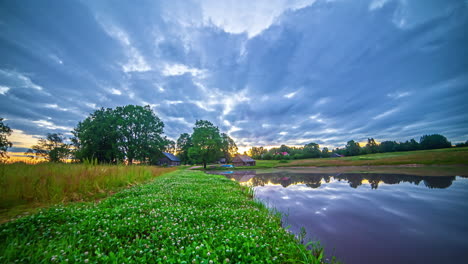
left=0, top=0, right=467, bottom=151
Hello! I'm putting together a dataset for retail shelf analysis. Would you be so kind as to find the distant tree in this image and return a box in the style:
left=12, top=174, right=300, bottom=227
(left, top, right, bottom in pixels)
left=72, top=105, right=165, bottom=164
left=345, top=140, right=361, bottom=156
left=279, top=145, right=290, bottom=153
left=263, top=152, right=273, bottom=160
left=420, top=134, right=451, bottom=150
left=455, top=140, right=468, bottom=147
left=164, top=139, right=176, bottom=154
left=379, top=141, right=398, bottom=153
left=26, top=133, right=70, bottom=162
left=303, top=143, right=321, bottom=158
left=249, top=146, right=267, bottom=160
left=188, top=120, right=223, bottom=169
left=0, top=118, right=13, bottom=161
left=333, top=147, right=346, bottom=156
left=176, top=133, right=192, bottom=164
left=365, top=138, right=379, bottom=154
left=220, top=133, right=238, bottom=163
left=321, top=147, right=330, bottom=158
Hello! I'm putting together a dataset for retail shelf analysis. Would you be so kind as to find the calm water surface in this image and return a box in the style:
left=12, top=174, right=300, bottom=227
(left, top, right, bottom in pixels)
left=208, top=169, right=468, bottom=264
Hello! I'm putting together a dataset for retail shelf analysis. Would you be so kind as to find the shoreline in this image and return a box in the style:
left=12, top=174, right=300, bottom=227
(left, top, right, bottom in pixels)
left=0, top=170, right=333, bottom=263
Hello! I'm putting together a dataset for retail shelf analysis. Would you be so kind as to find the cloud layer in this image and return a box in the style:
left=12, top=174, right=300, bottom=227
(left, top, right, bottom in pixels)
left=0, top=0, right=467, bottom=150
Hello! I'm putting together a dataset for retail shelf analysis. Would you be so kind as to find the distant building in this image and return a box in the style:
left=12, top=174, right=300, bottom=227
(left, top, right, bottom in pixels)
left=232, top=154, right=256, bottom=166
left=218, top=158, right=227, bottom=164
left=158, top=152, right=181, bottom=166
left=331, top=153, right=344, bottom=158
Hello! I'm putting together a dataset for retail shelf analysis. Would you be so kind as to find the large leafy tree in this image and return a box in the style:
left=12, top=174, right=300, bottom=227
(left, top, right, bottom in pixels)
left=420, top=134, right=451, bottom=150
left=188, top=120, right=222, bottom=169
left=220, top=133, right=238, bottom=163
left=365, top=138, right=379, bottom=154
left=0, top=118, right=13, bottom=161
left=26, top=133, right=70, bottom=162
left=176, top=133, right=192, bottom=164
left=379, top=141, right=398, bottom=153
left=73, top=105, right=165, bottom=164
left=345, top=140, right=361, bottom=156
left=303, top=143, right=321, bottom=158
left=72, top=108, right=121, bottom=163
left=249, top=146, right=267, bottom=160
left=114, top=105, right=165, bottom=164
left=321, top=147, right=330, bottom=158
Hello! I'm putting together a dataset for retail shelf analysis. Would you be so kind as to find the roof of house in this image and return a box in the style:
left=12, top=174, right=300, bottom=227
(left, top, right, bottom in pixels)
left=162, top=152, right=181, bottom=162
left=233, top=154, right=255, bottom=162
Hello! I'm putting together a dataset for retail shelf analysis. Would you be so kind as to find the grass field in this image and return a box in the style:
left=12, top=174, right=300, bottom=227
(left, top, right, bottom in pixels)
left=219, top=147, right=468, bottom=170
left=0, top=170, right=334, bottom=263
left=0, top=163, right=176, bottom=223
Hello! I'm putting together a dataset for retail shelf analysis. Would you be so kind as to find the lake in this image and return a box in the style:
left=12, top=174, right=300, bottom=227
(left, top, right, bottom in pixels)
left=208, top=168, right=468, bottom=264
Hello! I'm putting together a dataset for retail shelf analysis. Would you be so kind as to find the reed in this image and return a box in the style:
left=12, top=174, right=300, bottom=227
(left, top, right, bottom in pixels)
left=0, top=162, right=176, bottom=221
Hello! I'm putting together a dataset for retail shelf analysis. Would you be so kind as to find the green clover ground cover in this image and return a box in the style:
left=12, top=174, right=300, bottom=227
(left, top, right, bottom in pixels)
left=0, top=170, right=325, bottom=263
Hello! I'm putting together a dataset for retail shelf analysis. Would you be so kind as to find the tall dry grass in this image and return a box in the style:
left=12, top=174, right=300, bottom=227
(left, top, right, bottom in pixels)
left=0, top=162, right=176, bottom=211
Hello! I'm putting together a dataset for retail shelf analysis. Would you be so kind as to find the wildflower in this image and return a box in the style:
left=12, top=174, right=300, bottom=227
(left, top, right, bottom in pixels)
left=84, top=259, right=89, bottom=263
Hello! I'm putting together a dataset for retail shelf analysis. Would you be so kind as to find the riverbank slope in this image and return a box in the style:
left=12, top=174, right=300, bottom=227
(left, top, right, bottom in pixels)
left=0, top=170, right=329, bottom=263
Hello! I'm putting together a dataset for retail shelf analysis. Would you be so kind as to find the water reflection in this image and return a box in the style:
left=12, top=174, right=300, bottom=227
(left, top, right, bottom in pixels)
left=212, top=170, right=457, bottom=189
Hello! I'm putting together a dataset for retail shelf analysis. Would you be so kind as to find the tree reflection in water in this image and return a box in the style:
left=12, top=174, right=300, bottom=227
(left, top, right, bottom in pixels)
left=211, top=170, right=457, bottom=189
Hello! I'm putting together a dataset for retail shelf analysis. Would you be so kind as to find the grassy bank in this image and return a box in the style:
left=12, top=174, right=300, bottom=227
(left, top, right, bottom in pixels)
left=0, top=170, right=332, bottom=263
left=203, top=147, right=468, bottom=170
left=0, top=163, right=176, bottom=222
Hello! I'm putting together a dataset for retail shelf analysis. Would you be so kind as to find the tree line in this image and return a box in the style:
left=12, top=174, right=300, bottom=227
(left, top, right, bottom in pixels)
left=0, top=111, right=467, bottom=164
left=249, top=134, right=464, bottom=160
left=0, top=106, right=237, bottom=167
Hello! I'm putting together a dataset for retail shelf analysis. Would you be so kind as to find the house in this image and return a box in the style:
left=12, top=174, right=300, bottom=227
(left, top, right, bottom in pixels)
left=158, top=152, right=181, bottom=166
left=232, top=154, right=256, bottom=166
left=331, top=153, right=344, bottom=158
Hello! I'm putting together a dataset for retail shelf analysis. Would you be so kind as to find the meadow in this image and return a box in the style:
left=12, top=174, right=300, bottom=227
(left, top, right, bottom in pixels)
left=0, top=162, right=176, bottom=223
left=0, top=170, right=333, bottom=263
left=223, top=147, right=468, bottom=170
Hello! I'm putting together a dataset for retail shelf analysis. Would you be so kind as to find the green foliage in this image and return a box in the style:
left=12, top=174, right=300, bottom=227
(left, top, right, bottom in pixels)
left=72, top=105, right=166, bottom=164
left=188, top=120, right=223, bottom=169
left=25, top=133, right=70, bottom=162
left=0, top=118, right=12, bottom=161
left=420, top=134, right=451, bottom=150
left=220, top=133, right=238, bottom=163
left=176, top=133, right=192, bottom=164
left=379, top=141, right=398, bottom=152
left=164, top=139, right=176, bottom=154
left=304, top=143, right=321, bottom=158
left=455, top=140, right=468, bottom=147
left=0, top=170, right=329, bottom=263
left=248, top=146, right=267, bottom=160
left=365, top=138, right=379, bottom=154
left=321, top=147, right=330, bottom=158
left=345, top=140, right=361, bottom=156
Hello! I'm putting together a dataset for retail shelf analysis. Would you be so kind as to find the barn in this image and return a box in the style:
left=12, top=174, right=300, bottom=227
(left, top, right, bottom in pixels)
left=232, top=154, right=256, bottom=167
left=158, top=152, right=181, bottom=166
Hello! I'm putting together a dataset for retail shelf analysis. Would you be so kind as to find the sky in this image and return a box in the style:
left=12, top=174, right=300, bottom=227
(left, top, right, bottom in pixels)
left=1, top=0, right=467, bottom=154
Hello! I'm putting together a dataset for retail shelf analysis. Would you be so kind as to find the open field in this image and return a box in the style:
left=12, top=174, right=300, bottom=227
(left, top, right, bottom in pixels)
left=0, top=170, right=333, bottom=263
left=284, top=147, right=468, bottom=167
left=0, top=163, right=176, bottom=223
left=202, top=147, right=468, bottom=170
